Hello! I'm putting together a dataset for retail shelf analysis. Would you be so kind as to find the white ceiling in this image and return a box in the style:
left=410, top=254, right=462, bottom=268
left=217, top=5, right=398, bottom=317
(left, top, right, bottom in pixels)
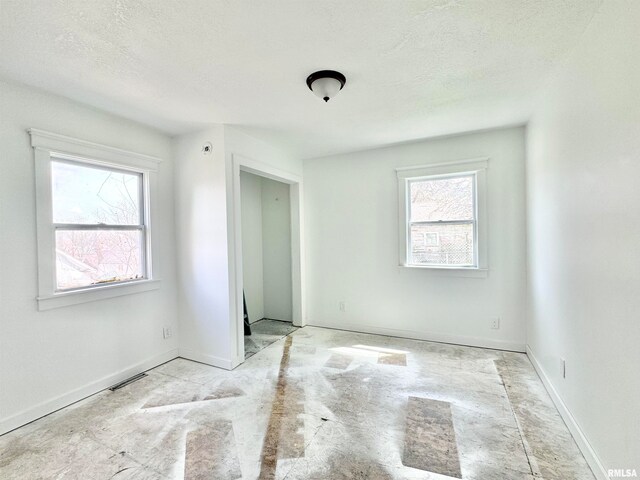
left=0, top=0, right=601, bottom=159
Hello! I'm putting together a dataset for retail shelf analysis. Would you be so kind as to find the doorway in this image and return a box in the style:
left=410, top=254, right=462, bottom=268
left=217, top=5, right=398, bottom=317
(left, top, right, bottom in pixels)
left=231, top=155, right=305, bottom=365
left=240, top=171, right=297, bottom=359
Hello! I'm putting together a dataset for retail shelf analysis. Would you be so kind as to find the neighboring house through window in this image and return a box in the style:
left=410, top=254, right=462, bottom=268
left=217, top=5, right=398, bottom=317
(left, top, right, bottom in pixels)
left=30, top=129, right=162, bottom=310
left=397, top=158, right=488, bottom=274
left=52, top=159, right=146, bottom=290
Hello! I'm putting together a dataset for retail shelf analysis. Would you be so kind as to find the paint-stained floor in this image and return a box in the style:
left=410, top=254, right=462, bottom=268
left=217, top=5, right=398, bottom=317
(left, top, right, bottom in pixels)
left=245, top=319, right=298, bottom=360
left=0, top=327, right=596, bottom=479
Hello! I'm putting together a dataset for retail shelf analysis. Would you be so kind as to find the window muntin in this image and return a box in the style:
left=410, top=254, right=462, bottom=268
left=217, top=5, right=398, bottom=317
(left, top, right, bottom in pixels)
left=51, top=158, right=147, bottom=291
left=406, top=173, right=477, bottom=267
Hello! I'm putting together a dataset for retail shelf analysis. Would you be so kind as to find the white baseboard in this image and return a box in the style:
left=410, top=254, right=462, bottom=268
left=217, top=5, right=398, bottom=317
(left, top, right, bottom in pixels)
left=526, top=346, right=610, bottom=480
left=178, top=348, right=234, bottom=370
left=308, top=320, right=525, bottom=352
left=0, top=348, right=179, bottom=436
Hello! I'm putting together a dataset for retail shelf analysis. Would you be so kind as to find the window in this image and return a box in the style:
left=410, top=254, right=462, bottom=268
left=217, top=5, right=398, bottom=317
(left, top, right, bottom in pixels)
left=397, top=158, right=488, bottom=273
left=52, top=160, right=146, bottom=290
left=408, top=173, right=476, bottom=267
left=30, top=129, right=162, bottom=310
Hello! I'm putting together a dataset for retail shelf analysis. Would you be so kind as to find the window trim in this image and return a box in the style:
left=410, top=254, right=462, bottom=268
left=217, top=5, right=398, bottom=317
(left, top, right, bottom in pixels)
left=29, top=128, right=163, bottom=310
left=397, top=157, right=489, bottom=275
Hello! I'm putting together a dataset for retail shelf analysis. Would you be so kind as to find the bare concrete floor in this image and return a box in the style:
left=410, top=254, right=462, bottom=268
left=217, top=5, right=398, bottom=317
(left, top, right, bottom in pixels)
left=0, top=327, right=595, bottom=479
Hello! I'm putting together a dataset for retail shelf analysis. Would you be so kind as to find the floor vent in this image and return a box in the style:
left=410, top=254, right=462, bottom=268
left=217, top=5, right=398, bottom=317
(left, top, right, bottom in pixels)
left=109, top=373, right=147, bottom=391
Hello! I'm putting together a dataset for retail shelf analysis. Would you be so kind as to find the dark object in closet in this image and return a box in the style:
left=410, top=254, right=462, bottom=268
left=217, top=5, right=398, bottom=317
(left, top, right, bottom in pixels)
left=244, top=291, right=251, bottom=336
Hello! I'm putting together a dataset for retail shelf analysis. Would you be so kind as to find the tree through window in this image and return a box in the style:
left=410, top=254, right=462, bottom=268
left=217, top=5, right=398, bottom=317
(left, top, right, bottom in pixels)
left=51, top=159, right=146, bottom=290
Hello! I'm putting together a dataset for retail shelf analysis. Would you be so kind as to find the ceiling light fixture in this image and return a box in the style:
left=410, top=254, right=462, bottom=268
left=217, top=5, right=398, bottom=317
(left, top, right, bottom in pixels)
left=306, top=70, right=346, bottom=102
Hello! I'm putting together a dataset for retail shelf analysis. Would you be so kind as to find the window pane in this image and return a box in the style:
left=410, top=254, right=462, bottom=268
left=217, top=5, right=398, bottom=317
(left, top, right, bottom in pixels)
left=55, top=230, right=144, bottom=289
left=409, top=175, right=474, bottom=222
left=52, top=161, right=141, bottom=225
left=409, top=223, right=474, bottom=266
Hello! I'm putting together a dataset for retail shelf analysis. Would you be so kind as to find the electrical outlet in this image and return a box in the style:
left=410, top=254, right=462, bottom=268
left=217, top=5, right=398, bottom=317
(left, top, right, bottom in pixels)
left=491, top=318, right=500, bottom=329
left=163, top=327, right=172, bottom=339
left=561, top=358, right=566, bottom=378
left=339, top=301, right=346, bottom=312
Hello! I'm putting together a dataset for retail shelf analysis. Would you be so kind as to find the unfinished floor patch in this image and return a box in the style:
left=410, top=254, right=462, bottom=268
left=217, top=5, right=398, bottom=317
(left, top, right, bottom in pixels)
left=203, top=383, right=245, bottom=401
left=323, top=353, right=353, bottom=370
left=402, top=397, right=462, bottom=478
left=378, top=352, right=407, bottom=366
left=184, top=421, right=242, bottom=480
left=259, top=336, right=293, bottom=479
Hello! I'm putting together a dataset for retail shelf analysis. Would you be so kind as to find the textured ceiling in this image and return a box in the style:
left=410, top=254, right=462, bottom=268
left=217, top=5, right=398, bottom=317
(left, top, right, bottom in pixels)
left=0, top=0, right=601, bottom=158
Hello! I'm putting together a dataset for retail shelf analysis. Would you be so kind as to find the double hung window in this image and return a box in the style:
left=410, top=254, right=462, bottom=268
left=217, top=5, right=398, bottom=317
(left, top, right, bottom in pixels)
left=51, top=159, right=147, bottom=290
left=397, top=159, right=488, bottom=273
left=30, top=129, right=161, bottom=309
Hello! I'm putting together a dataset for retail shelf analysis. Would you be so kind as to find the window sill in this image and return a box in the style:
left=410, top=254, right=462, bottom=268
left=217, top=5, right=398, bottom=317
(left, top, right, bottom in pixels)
left=399, top=265, right=488, bottom=278
left=37, top=279, right=161, bottom=311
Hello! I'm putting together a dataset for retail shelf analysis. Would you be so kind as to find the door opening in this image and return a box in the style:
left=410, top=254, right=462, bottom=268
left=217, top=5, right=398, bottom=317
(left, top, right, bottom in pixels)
left=239, top=171, right=297, bottom=359
left=231, top=155, right=305, bottom=366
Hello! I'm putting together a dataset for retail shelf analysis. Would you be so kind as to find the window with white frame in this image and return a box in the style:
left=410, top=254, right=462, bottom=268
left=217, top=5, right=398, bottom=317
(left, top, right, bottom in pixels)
left=52, top=159, right=147, bottom=290
left=30, top=129, right=161, bottom=310
left=397, top=159, right=488, bottom=271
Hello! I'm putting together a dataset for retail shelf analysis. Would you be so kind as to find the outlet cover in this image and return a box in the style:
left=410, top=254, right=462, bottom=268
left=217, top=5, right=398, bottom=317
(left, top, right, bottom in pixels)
left=163, top=327, right=172, bottom=339
left=491, top=318, right=500, bottom=329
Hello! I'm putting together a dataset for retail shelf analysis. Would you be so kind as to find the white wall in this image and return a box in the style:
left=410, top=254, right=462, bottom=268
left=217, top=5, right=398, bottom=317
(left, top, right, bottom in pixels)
left=240, top=171, right=265, bottom=323
left=526, top=1, right=640, bottom=477
left=225, top=127, right=303, bottom=179
left=175, top=125, right=301, bottom=367
left=261, top=177, right=292, bottom=322
left=304, top=127, right=526, bottom=351
left=173, top=126, right=234, bottom=368
left=0, top=79, right=179, bottom=434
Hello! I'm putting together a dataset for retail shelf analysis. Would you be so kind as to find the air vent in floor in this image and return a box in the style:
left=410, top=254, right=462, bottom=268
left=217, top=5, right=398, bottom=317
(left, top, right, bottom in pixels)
left=109, top=372, right=147, bottom=391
